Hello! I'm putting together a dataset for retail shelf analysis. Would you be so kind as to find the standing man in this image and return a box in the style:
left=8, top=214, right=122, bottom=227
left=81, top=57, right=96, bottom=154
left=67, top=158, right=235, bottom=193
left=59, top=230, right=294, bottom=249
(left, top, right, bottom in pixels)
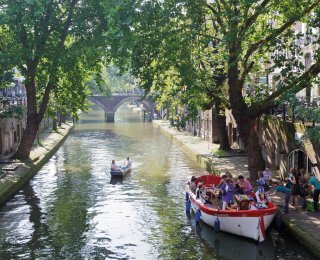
left=309, top=175, right=320, bottom=212
left=270, top=180, right=292, bottom=214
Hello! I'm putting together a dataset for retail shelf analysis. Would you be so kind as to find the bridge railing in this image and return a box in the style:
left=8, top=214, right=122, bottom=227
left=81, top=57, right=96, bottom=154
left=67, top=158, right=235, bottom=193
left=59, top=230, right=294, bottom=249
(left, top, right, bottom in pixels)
left=112, top=89, right=144, bottom=96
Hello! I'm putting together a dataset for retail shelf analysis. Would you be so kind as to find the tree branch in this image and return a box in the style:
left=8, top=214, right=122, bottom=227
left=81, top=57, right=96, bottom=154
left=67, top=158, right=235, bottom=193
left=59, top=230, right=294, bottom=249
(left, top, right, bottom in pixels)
left=239, top=0, right=272, bottom=36
left=248, top=60, right=320, bottom=117
left=242, top=0, right=320, bottom=70
left=59, top=0, right=79, bottom=48
left=206, top=4, right=224, bottom=28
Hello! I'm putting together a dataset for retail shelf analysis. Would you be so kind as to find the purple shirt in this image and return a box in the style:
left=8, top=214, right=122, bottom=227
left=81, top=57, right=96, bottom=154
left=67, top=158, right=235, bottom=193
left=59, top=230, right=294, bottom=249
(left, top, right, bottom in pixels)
left=221, top=183, right=235, bottom=202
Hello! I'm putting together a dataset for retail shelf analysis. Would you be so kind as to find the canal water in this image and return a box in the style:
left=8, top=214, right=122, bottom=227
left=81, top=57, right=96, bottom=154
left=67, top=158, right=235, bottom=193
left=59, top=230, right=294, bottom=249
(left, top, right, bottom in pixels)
left=0, top=105, right=316, bottom=259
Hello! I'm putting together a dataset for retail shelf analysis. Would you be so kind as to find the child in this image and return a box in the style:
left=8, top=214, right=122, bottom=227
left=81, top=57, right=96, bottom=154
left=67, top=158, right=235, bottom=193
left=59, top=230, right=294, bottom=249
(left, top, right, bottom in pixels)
left=269, top=179, right=292, bottom=214
left=255, top=171, right=266, bottom=203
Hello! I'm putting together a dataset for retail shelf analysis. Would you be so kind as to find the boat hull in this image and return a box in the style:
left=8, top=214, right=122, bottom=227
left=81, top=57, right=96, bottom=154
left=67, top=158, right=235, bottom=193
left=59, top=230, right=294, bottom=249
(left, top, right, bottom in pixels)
left=110, top=167, right=131, bottom=177
left=187, top=184, right=277, bottom=242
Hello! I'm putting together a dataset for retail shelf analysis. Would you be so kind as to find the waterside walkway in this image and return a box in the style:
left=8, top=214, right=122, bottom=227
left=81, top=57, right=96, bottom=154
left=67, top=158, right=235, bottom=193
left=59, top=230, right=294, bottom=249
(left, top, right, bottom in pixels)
left=153, top=120, right=320, bottom=259
left=0, top=122, right=74, bottom=206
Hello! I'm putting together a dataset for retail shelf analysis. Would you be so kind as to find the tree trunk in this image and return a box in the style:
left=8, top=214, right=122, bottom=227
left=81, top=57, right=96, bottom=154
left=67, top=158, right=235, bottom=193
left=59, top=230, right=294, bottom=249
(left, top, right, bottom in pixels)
left=58, top=111, right=62, bottom=127
left=12, top=75, right=52, bottom=160
left=214, top=99, right=230, bottom=150
left=52, top=112, right=58, bottom=131
left=12, top=79, right=40, bottom=160
left=217, top=114, right=230, bottom=150
left=236, top=116, right=265, bottom=180
left=228, top=59, right=265, bottom=180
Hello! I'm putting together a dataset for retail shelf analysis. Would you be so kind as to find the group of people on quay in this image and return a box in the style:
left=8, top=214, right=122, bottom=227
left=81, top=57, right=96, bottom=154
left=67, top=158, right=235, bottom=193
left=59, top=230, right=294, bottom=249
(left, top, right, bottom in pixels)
left=271, top=167, right=320, bottom=214
left=190, top=167, right=320, bottom=214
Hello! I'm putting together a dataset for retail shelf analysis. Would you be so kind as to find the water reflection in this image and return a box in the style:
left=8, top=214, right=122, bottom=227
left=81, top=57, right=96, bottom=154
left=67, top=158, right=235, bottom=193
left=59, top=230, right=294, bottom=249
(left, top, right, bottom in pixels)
left=0, top=104, right=316, bottom=259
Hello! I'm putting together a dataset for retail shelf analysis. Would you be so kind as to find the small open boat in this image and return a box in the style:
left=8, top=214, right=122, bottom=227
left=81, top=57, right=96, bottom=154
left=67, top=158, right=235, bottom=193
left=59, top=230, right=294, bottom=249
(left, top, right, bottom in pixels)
left=110, top=166, right=131, bottom=177
left=186, top=175, right=277, bottom=242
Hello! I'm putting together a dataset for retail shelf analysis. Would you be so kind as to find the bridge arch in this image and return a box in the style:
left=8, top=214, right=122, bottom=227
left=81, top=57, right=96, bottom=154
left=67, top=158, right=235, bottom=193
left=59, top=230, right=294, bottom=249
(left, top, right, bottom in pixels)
left=89, top=95, right=155, bottom=122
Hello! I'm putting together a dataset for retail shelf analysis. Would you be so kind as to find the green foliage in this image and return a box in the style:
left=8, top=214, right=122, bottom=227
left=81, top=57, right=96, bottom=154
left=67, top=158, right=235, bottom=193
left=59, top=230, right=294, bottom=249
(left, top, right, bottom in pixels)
left=0, top=71, right=13, bottom=88
left=211, top=149, right=228, bottom=157
left=0, top=104, right=24, bottom=119
left=0, top=0, right=122, bottom=157
left=87, top=64, right=137, bottom=95
left=304, top=127, right=320, bottom=143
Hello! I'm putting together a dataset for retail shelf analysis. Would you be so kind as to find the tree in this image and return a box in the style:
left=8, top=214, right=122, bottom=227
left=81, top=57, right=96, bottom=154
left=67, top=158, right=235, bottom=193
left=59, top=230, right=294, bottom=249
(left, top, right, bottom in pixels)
left=121, top=0, right=231, bottom=149
left=204, top=0, right=320, bottom=179
left=0, top=0, right=109, bottom=159
left=126, top=0, right=320, bottom=179
left=87, top=64, right=137, bottom=96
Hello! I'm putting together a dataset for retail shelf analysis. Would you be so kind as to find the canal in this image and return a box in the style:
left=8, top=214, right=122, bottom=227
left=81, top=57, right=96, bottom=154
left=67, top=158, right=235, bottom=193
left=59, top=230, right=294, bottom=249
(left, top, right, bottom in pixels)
left=0, top=104, right=316, bottom=259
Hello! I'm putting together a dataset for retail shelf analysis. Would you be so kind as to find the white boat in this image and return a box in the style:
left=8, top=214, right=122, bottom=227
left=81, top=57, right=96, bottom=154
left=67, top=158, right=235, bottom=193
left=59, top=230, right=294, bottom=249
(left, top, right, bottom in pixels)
left=186, top=175, right=277, bottom=242
left=110, top=166, right=131, bottom=177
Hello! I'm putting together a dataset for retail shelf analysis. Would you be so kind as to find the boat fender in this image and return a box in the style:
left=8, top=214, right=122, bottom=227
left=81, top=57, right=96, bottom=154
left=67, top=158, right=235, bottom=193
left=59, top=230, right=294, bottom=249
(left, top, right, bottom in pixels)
left=195, top=209, right=201, bottom=222
left=185, top=192, right=189, bottom=201
left=214, top=216, right=220, bottom=232
left=186, top=200, right=191, bottom=212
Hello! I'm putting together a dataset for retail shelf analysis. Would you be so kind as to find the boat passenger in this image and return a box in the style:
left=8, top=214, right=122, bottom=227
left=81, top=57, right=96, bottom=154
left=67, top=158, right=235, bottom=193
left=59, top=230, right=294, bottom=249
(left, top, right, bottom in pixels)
left=196, top=183, right=203, bottom=199
left=226, top=171, right=236, bottom=183
left=263, top=167, right=272, bottom=186
left=255, top=171, right=266, bottom=203
left=237, top=175, right=252, bottom=194
left=190, top=176, right=197, bottom=193
left=221, top=178, right=235, bottom=210
left=111, top=160, right=118, bottom=170
left=216, top=174, right=228, bottom=189
left=124, top=157, right=132, bottom=169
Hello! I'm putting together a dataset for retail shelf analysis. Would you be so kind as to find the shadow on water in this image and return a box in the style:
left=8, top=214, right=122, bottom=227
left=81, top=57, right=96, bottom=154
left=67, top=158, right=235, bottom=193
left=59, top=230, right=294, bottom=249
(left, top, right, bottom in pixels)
left=109, top=176, right=124, bottom=185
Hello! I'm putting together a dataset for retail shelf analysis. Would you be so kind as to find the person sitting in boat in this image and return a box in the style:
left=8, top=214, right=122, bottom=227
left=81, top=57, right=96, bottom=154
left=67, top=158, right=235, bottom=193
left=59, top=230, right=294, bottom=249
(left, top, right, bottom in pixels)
left=221, top=178, right=235, bottom=210
left=255, top=171, right=267, bottom=205
left=216, top=174, right=228, bottom=189
left=111, top=160, right=119, bottom=170
left=189, top=176, right=197, bottom=193
left=263, top=167, right=272, bottom=186
left=226, top=171, right=236, bottom=183
left=123, top=157, right=132, bottom=169
left=195, top=182, right=211, bottom=203
left=236, top=175, right=252, bottom=195
left=196, top=183, right=203, bottom=199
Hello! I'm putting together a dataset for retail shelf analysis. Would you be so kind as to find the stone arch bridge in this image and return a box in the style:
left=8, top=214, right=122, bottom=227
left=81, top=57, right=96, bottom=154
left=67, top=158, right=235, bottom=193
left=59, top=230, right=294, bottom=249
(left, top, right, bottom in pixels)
left=89, top=94, right=155, bottom=122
